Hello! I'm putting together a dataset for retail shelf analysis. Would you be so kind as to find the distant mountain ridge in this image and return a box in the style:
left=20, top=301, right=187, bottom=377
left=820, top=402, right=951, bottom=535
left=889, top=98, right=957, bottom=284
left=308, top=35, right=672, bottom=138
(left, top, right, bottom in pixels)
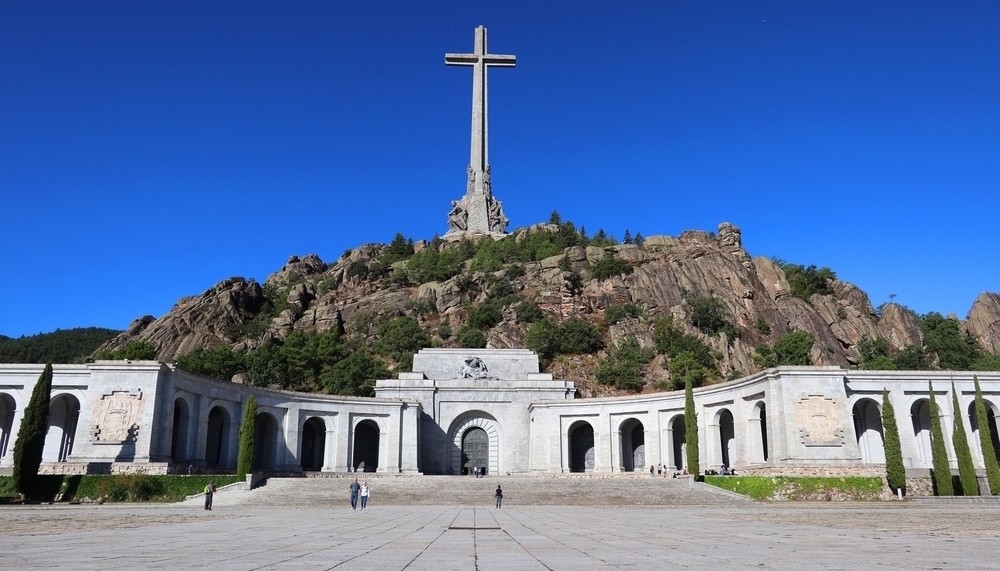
left=93, top=221, right=1000, bottom=394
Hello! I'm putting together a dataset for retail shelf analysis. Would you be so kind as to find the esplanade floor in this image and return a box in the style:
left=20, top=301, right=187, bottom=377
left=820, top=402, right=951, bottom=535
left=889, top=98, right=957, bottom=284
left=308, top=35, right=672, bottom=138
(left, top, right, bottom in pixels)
left=1, top=502, right=998, bottom=570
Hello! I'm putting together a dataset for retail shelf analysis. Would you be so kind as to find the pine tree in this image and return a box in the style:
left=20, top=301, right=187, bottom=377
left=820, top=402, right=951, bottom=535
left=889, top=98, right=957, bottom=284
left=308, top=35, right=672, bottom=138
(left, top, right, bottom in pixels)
left=974, top=376, right=1000, bottom=495
left=236, top=395, right=257, bottom=480
left=951, top=382, right=979, bottom=495
left=685, top=379, right=700, bottom=478
left=623, top=229, right=633, bottom=244
left=928, top=382, right=954, bottom=495
left=12, top=363, right=53, bottom=497
left=633, top=232, right=644, bottom=246
left=881, top=389, right=906, bottom=495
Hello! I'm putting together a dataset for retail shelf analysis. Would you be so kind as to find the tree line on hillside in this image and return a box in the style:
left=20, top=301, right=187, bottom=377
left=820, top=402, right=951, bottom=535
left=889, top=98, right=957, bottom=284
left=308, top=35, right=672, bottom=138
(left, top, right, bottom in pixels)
left=0, top=328, right=120, bottom=364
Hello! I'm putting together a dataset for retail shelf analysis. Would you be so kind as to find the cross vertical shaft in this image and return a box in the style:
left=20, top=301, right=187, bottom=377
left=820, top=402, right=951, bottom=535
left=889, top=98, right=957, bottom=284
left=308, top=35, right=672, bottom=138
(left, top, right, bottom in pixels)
left=445, top=26, right=515, bottom=236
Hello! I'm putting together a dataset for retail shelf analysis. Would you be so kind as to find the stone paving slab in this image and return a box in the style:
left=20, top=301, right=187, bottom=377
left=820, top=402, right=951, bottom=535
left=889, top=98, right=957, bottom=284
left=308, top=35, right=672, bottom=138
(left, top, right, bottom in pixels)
left=2, top=502, right=1000, bottom=570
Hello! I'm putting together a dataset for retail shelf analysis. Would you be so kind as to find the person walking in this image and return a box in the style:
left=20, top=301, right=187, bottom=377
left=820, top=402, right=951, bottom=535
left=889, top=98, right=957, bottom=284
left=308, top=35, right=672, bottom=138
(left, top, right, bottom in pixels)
left=204, top=481, right=216, bottom=511
left=494, top=485, right=503, bottom=509
left=360, top=482, right=370, bottom=511
left=349, top=478, right=361, bottom=511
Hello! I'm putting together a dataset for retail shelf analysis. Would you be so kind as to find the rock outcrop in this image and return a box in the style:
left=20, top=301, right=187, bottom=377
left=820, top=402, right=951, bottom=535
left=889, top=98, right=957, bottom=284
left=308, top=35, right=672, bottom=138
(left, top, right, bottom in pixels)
left=95, top=222, right=1000, bottom=389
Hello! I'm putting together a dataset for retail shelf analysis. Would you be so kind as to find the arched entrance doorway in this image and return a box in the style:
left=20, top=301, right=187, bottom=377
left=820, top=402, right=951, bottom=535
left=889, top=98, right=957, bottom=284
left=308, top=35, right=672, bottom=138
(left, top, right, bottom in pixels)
left=253, top=412, right=280, bottom=471
left=911, top=399, right=932, bottom=468
left=300, top=417, right=326, bottom=472
left=670, top=415, right=686, bottom=471
left=0, top=393, right=15, bottom=460
left=44, top=394, right=80, bottom=462
left=853, top=398, right=885, bottom=463
left=620, top=419, right=645, bottom=472
left=462, top=427, right=488, bottom=475
left=205, top=406, right=231, bottom=468
left=568, top=421, right=595, bottom=473
left=171, top=398, right=191, bottom=462
left=717, top=409, right=735, bottom=469
left=353, top=420, right=380, bottom=473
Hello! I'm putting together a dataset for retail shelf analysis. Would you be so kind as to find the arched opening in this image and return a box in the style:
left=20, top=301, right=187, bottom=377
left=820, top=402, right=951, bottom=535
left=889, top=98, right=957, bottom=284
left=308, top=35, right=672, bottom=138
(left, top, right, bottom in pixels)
left=462, top=426, right=489, bottom=475
left=0, top=393, right=15, bottom=460
left=911, top=399, right=932, bottom=468
left=44, top=394, right=80, bottom=462
left=619, top=418, right=645, bottom=472
left=568, top=421, right=595, bottom=473
left=969, top=400, right=1000, bottom=466
left=205, top=406, right=231, bottom=468
left=352, top=420, right=380, bottom=473
left=853, top=398, right=885, bottom=464
left=171, top=398, right=191, bottom=462
left=718, top=409, right=735, bottom=469
left=669, top=415, right=686, bottom=471
left=300, top=417, right=326, bottom=472
left=752, top=402, right=769, bottom=462
left=253, top=412, right=280, bottom=471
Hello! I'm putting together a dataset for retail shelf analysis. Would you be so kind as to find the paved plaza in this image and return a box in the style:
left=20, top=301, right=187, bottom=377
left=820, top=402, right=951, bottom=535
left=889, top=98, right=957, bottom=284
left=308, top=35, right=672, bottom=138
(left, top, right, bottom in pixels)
left=2, top=501, right=1000, bottom=570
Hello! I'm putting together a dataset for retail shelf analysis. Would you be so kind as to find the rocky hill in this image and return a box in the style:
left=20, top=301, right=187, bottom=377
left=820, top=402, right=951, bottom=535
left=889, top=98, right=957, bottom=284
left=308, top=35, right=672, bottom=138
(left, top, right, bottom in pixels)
left=95, top=222, right=1000, bottom=394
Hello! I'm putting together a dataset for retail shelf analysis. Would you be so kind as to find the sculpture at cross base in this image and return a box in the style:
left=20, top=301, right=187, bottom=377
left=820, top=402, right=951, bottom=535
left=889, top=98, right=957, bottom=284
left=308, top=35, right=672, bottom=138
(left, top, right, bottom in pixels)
left=444, top=26, right=514, bottom=237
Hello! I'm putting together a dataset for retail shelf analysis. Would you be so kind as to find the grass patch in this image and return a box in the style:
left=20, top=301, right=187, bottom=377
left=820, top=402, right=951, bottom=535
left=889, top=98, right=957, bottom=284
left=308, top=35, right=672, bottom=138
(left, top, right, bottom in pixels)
left=704, top=476, right=884, bottom=501
left=0, top=475, right=242, bottom=503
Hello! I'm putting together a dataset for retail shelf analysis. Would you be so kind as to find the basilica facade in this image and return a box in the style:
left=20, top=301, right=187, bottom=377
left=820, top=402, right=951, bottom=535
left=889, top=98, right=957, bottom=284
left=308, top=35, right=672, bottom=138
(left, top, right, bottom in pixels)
left=1, top=350, right=999, bottom=482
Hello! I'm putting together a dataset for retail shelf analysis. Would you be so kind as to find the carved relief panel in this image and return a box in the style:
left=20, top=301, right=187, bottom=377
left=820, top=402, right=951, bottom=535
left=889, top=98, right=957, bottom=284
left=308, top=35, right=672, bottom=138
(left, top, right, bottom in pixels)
left=90, top=390, right=145, bottom=444
left=794, top=395, right=845, bottom=446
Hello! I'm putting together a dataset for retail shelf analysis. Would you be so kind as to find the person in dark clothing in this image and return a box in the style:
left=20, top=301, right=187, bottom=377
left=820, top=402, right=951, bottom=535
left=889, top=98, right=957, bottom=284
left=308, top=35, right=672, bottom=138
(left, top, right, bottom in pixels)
left=495, top=485, right=503, bottom=509
left=349, top=478, right=361, bottom=510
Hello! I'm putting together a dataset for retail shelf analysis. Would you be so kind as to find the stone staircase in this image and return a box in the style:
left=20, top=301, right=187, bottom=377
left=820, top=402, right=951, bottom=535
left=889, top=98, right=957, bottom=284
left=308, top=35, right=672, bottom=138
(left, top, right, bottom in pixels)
left=191, top=473, right=741, bottom=508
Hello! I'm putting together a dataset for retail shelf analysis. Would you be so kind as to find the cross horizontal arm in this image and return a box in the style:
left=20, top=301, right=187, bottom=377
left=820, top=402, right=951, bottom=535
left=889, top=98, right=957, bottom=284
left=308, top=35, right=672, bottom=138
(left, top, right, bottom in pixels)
left=483, top=55, right=516, bottom=66
left=445, top=53, right=478, bottom=65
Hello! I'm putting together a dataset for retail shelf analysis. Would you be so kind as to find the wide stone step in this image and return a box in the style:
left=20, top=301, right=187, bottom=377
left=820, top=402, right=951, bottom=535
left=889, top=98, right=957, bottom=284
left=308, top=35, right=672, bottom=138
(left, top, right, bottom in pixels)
left=199, top=474, right=737, bottom=507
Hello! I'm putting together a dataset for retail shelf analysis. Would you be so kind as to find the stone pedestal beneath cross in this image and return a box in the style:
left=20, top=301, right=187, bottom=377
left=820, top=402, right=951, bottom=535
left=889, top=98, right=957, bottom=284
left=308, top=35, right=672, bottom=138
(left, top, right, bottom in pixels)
left=444, top=26, right=513, bottom=238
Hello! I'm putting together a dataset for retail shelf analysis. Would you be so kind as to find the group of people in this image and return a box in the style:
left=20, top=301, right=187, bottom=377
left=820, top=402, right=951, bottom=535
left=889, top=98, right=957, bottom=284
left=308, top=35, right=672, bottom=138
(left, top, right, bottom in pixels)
left=347, top=478, right=504, bottom=509
left=348, top=478, right=371, bottom=510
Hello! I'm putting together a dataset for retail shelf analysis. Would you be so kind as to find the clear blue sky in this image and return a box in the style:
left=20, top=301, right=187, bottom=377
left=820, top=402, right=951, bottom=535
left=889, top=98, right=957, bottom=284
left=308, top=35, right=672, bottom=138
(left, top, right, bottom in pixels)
left=1, top=1, right=998, bottom=338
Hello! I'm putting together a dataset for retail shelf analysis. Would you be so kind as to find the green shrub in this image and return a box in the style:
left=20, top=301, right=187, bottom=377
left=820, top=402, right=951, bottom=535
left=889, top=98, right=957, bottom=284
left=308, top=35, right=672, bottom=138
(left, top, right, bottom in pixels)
left=669, top=351, right=708, bottom=389
left=653, top=317, right=717, bottom=372
left=685, top=379, right=700, bottom=478
left=525, top=319, right=561, bottom=363
left=894, top=345, right=930, bottom=370
left=93, top=340, right=157, bottom=361
left=974, top=376, right=1000, bottom=494
left=514, top=301, right=544, bottom=324
left=928, top=382, right=954, bottom=495
left=594, top=335, right=653, bottom=392
left=455, top=326, right=487, bottom=349
left=237, top=396, right=257, bottom=481
left=12, top=364, right=52, bottom=497
left=320, top=352, right=389, bottom=396
left=505, top=264, right=525, bottom=279
left=605, top=304, right=641, bottom=325
left=756, top=331, right=815, bottom=368
left=882, top=389, right=906, bottom=494
left=175, top=343, right=244, bottom=381
left=952, top=383, right=979, bottom=495
left=590, top=251, right=633, bottom=280
left=467, top=302, right=503, bottom=330
left=921, top=313, right=983, bottom=370
left=776, top=261, right=836, bottom=301
left=558, top=318, right=604, bottom=355
left=686, top=295, right=736, bottom=338
left=755, top=316, right=771, bottom=335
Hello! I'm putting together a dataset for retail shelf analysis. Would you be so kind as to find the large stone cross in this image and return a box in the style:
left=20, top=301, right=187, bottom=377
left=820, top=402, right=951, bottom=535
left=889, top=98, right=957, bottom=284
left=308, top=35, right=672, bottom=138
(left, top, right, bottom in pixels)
left=445, top=26, right=513, bottom=236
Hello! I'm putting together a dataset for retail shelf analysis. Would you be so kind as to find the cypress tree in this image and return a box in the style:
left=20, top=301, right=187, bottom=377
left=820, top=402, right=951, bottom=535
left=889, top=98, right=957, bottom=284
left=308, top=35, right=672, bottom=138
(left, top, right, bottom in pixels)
left=881, top=389, right=906, bottom=495
left=973, top=376, right=1000, bottom=495
left=951, top=382, right=979, bottom=495
left=12, top=363, right=53, bottom=497
left=928, top=382, right=954, bottom=495
left=684, top=379, right=700, bottom=478
left=236, top=395, right=257, bottom=480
